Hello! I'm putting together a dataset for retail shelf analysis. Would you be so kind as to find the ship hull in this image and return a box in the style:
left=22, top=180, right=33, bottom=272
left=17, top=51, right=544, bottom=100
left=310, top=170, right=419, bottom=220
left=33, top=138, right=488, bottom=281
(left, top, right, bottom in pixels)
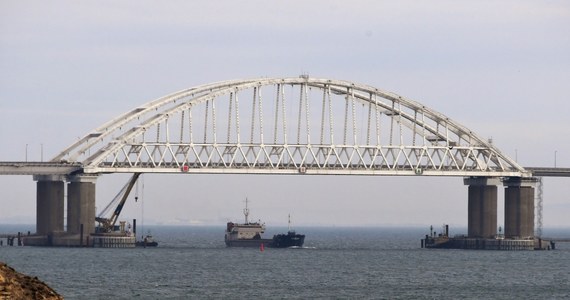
left=135, top=241, right=158, bottom=247
left=225, top=239, right=273, bottom=247
left=225, top=234, right=305, bottom=248
left=271, top=233, right=305, bottom=248
left=135, top=235, right=158, bottom=247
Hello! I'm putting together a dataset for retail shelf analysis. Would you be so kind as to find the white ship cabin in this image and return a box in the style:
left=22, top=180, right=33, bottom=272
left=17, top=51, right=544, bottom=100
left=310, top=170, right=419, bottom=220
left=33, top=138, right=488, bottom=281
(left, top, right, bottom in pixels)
left=226, top=198, right=267, bottom=240
left=226, top=222, right=266, bottom=240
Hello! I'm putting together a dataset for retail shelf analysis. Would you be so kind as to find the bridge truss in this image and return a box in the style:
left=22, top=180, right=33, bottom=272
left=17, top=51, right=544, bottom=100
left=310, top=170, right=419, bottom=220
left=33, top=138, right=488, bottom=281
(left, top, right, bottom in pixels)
left=53, top=76, right=527, bottom=177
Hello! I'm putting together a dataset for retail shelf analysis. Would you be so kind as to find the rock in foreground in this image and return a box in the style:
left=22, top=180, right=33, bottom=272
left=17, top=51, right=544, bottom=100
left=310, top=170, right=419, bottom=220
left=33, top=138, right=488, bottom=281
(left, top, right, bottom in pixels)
left=0, top=262, right=63, bottom=300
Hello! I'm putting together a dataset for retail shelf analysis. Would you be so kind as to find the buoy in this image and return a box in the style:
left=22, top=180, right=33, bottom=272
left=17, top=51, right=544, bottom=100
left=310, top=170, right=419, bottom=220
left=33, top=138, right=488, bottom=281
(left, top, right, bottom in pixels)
left=260, top=243, right=265, bottom=252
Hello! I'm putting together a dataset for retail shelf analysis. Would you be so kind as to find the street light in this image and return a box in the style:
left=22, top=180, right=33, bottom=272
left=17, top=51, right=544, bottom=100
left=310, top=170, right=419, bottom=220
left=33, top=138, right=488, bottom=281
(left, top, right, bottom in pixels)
left=555, top=150, right=557, bottom=168
left=25, top=144, right=28, bottom=162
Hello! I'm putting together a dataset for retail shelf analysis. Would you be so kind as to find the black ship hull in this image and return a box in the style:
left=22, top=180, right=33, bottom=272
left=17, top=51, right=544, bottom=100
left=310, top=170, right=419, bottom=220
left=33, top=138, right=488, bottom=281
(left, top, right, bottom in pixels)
left=224, top=238, right=273, bottom=247
left=135, top=241, right=158, bottom=247
left=225, top=232, right=305, bottom=248
left=271, top=232, right=305, bottom=248
left=136, top=235, right=158, bottom=247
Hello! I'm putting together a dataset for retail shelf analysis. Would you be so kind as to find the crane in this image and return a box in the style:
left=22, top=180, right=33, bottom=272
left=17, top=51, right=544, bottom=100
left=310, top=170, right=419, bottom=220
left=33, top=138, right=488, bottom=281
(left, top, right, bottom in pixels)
left=95, top=173, right=141, bottom=233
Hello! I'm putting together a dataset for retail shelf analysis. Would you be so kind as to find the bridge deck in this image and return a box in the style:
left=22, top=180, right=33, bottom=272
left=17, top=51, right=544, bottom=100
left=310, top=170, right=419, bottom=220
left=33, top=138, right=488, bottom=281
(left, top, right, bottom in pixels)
left=0, top=162, right=82, bottom=175
left=1, top=162, right=569, bottom=177
left=525, top=167, right=570, bottom=177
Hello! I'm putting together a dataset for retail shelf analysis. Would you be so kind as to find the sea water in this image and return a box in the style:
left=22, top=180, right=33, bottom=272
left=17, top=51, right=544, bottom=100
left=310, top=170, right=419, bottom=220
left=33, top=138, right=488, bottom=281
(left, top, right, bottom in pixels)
left=1, top=225, right=570, bottom=299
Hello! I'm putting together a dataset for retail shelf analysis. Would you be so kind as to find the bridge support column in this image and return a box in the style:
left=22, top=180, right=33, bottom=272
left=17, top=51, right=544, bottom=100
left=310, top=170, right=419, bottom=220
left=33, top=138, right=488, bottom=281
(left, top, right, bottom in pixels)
left=34, top=175, right=65, bottom=236
left=67, top=175, right=97, bottom=237
left=464, top=177, right=499, bottom=238
left=504, top=177, right=537, bottom=239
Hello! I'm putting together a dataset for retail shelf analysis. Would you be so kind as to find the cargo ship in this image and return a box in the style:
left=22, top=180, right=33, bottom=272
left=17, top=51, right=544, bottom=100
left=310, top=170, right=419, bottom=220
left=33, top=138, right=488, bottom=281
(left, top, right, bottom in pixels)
left=224, top=199, right=305, bottom=248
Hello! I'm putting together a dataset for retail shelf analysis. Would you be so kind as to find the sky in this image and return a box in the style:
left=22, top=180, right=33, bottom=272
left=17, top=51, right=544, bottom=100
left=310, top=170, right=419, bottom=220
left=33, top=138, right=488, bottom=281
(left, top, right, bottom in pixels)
left=1, top=1, right=569, bottom=230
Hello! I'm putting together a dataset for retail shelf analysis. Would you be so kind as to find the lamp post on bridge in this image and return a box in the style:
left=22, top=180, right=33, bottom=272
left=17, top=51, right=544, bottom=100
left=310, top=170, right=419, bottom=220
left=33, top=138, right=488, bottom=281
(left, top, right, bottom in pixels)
left=554, top=150, right=557, bottom=168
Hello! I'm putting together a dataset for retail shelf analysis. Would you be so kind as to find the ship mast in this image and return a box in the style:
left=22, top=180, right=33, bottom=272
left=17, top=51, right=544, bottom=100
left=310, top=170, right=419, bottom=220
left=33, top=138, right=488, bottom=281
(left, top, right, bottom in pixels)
left=288, top=214, right=291, bottom=232
left=243, top=197, right=250, bottom=224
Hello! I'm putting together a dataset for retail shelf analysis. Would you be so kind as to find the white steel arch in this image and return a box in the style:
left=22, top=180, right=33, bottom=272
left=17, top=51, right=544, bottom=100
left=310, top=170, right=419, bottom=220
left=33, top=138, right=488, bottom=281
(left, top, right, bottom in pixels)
left=53, top=76, right=528, bottom=177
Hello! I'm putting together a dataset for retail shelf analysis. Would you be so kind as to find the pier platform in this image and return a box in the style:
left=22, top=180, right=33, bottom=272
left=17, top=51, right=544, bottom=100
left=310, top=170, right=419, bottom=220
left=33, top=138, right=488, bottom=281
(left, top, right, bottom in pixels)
left=18, top=233, right=136, bottom=248
left=422, top=235, right=554, bottom=251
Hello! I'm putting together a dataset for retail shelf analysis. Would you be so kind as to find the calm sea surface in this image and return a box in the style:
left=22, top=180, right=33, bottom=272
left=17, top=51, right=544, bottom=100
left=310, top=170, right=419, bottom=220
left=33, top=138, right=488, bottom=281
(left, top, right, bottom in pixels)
left=1, top=225, right=570, bottom=299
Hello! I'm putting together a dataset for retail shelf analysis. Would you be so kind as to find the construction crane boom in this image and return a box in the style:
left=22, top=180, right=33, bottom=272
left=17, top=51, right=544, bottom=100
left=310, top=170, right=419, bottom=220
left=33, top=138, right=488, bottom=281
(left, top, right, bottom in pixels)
left=95, top=173, right=141, bottom=232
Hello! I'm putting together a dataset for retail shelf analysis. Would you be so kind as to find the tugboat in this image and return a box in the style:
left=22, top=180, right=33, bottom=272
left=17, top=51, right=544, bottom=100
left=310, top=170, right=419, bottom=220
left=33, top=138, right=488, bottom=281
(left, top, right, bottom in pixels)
left=271, top=214, right=305, bottom=248
left=224, top=199, right=305, bottom=248
left=136, top=232, right=158, bottom=247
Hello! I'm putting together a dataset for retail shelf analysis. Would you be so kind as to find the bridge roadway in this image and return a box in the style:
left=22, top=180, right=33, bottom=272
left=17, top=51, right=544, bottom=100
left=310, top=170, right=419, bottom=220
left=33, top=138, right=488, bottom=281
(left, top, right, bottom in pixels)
left=0, top=161, right=82, bottom=175
left=525, top=167, right=570, bottom=177
left=1, top=162, right=569, bottom=177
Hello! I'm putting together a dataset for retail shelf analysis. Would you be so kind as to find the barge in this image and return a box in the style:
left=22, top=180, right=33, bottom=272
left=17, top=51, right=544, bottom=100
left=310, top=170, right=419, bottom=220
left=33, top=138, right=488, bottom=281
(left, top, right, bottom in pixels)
left=421, top=225, right=554, bottom=251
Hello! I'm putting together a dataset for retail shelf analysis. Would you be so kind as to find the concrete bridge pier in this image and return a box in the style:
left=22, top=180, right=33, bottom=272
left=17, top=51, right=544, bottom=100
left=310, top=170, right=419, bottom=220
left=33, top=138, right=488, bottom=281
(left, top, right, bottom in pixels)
left=464, top=177, right=499, bottom=238
left=33, top=175, right=65, bottom=237
left=67, top=175, right=98, bottom=242
left=503, top=177, right=537, bottom=239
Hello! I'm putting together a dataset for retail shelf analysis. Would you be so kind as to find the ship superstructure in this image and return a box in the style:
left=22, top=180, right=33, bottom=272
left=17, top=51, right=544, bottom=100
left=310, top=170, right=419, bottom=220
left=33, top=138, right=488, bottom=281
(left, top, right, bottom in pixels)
left=224, top=198, right=272, bottom=247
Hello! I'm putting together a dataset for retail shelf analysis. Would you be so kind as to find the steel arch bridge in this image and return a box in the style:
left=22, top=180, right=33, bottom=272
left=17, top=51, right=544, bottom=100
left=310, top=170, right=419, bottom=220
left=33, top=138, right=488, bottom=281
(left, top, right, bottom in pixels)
left=53, top=76, right=528, bottom=177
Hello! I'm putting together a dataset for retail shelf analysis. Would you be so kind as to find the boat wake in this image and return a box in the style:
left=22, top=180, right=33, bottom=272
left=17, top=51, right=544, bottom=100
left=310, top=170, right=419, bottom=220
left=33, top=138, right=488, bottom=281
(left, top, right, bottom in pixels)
left=288, top=246, right=316, bottom=250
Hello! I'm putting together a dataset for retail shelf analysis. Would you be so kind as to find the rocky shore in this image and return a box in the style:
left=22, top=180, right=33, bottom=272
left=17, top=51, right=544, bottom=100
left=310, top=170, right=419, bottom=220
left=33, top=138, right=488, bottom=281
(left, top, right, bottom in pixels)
left=0, top=262, right=63, bottom=299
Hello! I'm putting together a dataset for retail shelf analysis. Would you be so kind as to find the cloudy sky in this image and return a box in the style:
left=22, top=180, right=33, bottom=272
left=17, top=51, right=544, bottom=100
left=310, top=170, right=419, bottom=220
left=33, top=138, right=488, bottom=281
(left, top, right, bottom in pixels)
left=1, top=1, right=569, bottom=230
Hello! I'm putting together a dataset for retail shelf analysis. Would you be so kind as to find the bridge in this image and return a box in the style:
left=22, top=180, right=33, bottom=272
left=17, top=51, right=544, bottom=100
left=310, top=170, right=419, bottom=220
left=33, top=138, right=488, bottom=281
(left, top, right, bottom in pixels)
left=1, top=76, right=566, bottom=247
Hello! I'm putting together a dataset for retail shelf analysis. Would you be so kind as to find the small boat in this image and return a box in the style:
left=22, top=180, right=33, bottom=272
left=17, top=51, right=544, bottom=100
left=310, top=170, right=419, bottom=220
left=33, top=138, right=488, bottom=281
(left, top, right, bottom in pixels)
left=136, top=234, right=158, bottom=247
left=134, top=176, right=158, bottom=248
